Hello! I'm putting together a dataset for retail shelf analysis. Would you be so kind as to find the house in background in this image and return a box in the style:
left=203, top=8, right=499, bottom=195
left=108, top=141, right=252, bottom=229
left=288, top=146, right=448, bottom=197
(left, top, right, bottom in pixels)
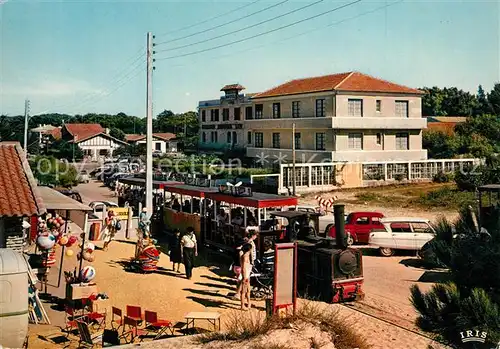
left=51, top=123, right=127, bottom=161
left=246, top=71, right=428, bottom=164
left=426, top=116, right=467, bottom=135
left=125, top=133, right=178, bottom=153
left=198, top=84, right=255, bottom=154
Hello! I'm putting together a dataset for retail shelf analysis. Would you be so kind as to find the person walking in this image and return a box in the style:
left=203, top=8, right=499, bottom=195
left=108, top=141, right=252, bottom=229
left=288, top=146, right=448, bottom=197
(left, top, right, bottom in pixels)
left=180, top=227, right=197, bottom=280
left=169, top=229, right=182, bottom=273
left=239, top=243, right=253, bottom=311
left=102, top=211, right=118, bottom=251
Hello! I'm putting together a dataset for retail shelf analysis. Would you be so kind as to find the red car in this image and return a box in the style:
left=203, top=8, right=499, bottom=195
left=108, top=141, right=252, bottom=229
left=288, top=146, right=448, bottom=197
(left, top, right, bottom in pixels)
left=327, top=212, right=385, bottom=245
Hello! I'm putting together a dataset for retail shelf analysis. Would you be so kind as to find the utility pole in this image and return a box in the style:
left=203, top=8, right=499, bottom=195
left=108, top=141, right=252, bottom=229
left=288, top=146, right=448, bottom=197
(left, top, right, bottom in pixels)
left=23, top=99, right=30, bottom=156
left=145, top=32, right=154, bottom=218
left=292, top=123, right=296, bottom=196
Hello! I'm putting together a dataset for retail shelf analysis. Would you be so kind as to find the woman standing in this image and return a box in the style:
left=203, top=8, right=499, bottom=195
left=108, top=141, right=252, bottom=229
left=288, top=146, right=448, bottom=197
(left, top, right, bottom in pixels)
left=239, top=243, right=253, bottom=311
left=169, top=229, right=182, bottom=273
left=102, top=211, right=117, bottom=251
left=180, top=227, right=197, bottom=280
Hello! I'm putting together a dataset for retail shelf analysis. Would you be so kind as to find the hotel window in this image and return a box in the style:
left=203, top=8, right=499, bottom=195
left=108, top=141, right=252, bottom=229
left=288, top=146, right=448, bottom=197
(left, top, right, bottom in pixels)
left=247, top=131, right=252, bottom=144
left=348, top=99, right=363, bottom=117
left=396, top=132, right=409, bottom=150
left=232, top=131, right=237, bottom=144
left=376, top=100, right=381, bottom=113
left=376, top=133, right=382, bottom=145
left=294, top=132, right=301, bottom=149
left=316, top=99, right=326, bottom=117
left=395, top=101, right=409, bottom=118
left=315, top=133, right=326, bottom=151
left=227, top=132, right=231, bottom=144
left=255, top=104, right=263, bottom=119
left=245, top=106, right=253, bottom=120
left=202, top=110, right=206, bottom=122
left=273, top=103, right=281, bottom=119
left=202, top=132, right=206, bottom=143
left=234, top=107, right=241, bottom=121
left=210, top=110, right=214, bottom=121
left=272, top=133, right=280, bottom=148
left=348, top=133, right=363, bottom=150
left=214, top=109, right=220, bottom=121
left=255, top=132, right=263, bottom=148
left=210, top=131, right=217, bottom=143
left=292, top=101, right=301, bottom=118
left=223, top=108, right=230, bottom=121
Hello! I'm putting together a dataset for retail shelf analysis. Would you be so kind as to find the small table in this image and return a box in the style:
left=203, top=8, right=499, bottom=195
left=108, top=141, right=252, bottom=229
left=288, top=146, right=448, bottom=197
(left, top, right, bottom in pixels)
left=184, top=312, right=221, bottom=332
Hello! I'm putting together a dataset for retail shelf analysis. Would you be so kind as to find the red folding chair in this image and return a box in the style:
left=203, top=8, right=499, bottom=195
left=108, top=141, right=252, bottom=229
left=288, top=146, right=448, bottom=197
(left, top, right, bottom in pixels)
left=144, top=310, right=174, bottom=340
left=126, top=305, right=143, bottom=323
left=63, top=305, right=82, bottom=337
left=82, top=298, right=106, bottom=331
left=122, top=316, right=147, bottom=343
left=111, top=307, right=124, bottom=330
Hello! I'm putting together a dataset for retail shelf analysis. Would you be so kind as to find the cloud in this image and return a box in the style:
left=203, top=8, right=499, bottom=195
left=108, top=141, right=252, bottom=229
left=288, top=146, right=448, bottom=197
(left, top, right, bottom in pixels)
left=2, top=79, right=103, bottom=97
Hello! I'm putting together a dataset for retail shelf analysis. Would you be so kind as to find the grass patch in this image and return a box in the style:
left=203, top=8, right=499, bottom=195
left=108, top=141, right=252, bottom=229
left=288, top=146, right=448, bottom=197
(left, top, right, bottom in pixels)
left=412, top=187, right=475, bottom=209
left=198, top=302, right=369, bottom=349
left=355, top=192, right=381, bottom=202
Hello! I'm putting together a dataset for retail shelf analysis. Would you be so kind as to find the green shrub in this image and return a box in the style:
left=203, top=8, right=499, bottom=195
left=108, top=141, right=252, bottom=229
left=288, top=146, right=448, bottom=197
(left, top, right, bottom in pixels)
left=433, top=171, right=453, bottom=183
left=29, top=156, right=78, bottom=188
left=415, top=187, right=475, bottom=209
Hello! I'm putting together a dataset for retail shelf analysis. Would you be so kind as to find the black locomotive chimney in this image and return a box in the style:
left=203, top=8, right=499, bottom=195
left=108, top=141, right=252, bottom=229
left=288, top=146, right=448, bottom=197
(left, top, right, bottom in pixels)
left=334, top=204, right=347, bottom=249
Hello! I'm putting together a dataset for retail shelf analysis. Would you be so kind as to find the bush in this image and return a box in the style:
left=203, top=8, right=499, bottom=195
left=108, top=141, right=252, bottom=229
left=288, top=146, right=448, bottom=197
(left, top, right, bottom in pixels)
left=433, top=171, right=453, bottom=183
left=30, top=156, right=79, bottom=188
left=355, top=192, right=380, bottom=202
left=411, top=207, right=500, bottom=347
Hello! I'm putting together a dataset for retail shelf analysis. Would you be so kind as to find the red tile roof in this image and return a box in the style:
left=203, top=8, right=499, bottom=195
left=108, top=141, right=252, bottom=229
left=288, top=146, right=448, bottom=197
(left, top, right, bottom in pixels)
left=0, top=142, right=45, bottom=217
left=64, top=123, right=104, bottom=142
left=426, top=122, right=459, bottom=135
left=154, top=133, right=177, bottom=141
left=51, top=127, right=62, bottom=140
left=221, top=84, right=245, bottom=91
left=254, top=72, right=423, bottom=98
left=125, top=134, right=145, bottom=142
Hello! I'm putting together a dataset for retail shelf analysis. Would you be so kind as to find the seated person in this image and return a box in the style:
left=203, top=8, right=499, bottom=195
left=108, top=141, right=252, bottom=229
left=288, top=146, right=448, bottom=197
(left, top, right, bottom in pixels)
left=231, top=215, right=243, bottom=226
left=261, top=241, right=274, bottom=273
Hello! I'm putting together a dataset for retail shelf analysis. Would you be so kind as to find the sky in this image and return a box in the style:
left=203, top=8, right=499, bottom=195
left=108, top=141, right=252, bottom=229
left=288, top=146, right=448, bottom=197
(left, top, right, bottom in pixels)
left=0, top=0, right=498, bottom=117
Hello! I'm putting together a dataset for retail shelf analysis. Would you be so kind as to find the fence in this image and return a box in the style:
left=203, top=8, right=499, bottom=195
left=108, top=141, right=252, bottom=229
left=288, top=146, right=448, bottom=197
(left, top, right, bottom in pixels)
left=278, top=158, right=480, bottom=194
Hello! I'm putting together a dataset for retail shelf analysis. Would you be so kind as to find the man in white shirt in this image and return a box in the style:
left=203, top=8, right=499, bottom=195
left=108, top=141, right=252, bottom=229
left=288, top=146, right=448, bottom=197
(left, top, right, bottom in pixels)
left=180, top=227, right=198, bottom=280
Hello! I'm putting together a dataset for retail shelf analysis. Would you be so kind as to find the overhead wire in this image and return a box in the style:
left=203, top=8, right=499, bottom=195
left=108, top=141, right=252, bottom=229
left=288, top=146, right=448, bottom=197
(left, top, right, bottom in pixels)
left=156, top=0, right=326, bottom=53
left=33, top=47, right=146, bottom=115
left=156, top=0, right=362, bottom=61
left=155, top=0, right=289, bottom=46
left=167, top=0, right=403, bottom=69
left=157, top=0, right=263, bottom=38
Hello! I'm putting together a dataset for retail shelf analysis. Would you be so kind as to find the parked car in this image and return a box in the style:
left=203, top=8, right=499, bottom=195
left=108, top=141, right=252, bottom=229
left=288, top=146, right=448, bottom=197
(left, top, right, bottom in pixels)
left=287, top=205, right=345, bottom=235
left=89, top=201, right=119, bottom=212
left=369, top=217, right=436, bottom=257
left=327, top=211, right=385, bottom=245
left=78, top=170, right=90, bottom=183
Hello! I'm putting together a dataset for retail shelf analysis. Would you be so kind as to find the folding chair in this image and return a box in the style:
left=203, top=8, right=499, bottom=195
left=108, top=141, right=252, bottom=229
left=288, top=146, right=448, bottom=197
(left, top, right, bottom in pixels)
left=82, top=298, right=106, bottom=331
left=111, top=307, right=123, bottom=330
left=76, top=320, right=103, bottom=348
left=122, top=316, right=147, bottom=344
left=63, top=305, right=84, bottom=337
left=144, top=310, right=174, bottom=340
left=126, top=305, right=143, bottom=323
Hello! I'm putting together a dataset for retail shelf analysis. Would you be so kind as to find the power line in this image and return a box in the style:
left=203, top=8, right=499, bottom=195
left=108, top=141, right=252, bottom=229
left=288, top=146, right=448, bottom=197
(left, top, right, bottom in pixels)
left=157, top=0, right=326, bottom=53
left=156, top=0, right=362, bottom=61
left=155, top=0, right=289, bottom=46
left=157, top=0, right=263, bottom=38
left=167, top=0, right=402, bottom=70
left=33, top=48, right=145, bottom=115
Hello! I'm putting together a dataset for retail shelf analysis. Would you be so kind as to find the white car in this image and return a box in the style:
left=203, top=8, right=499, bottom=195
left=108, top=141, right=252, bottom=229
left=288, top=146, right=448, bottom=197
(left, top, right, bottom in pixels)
left=368, top=217, right=436, bottom=257
left=89, top=201, right=119, bottom=212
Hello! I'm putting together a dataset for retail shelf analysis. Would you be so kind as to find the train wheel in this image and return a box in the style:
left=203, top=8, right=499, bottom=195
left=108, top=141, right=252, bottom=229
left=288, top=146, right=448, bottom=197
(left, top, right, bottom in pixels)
left=379, top=247, right=394, bottom=257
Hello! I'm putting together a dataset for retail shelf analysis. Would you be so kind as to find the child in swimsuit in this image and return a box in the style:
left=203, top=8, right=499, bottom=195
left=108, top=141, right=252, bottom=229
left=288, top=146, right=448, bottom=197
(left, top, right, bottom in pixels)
left=239, top=243, right=253, bottom=311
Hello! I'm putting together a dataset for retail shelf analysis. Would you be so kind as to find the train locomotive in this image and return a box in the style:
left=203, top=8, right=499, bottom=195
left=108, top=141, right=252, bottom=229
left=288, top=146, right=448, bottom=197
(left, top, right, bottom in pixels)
left=268, top=204, right=364, bottom=303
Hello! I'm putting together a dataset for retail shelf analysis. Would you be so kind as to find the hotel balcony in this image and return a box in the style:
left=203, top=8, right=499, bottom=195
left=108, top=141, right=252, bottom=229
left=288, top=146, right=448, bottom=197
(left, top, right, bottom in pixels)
left=245, top=117, right=426, bottom=130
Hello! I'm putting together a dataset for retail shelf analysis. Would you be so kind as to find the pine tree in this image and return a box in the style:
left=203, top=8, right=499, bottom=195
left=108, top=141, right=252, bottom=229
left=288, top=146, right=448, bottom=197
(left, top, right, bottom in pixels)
left=411, top=207, right=500, bottom=347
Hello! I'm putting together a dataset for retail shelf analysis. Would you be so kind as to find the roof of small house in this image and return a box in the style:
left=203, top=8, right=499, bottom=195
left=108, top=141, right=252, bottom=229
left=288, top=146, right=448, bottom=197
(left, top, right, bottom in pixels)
left=254, top=71, right=423, bottom=98
left=0, top=142, right=46, bottom=217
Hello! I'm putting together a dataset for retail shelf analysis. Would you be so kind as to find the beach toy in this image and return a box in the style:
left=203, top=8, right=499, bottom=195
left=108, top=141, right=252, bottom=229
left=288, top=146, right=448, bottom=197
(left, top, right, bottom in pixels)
left=65, top=249, right=74, bottom=257
left=59, top=236, right=69, bottom=246
left=80, top=266, right=96, bottom=282
left=66, top=235, right=78, bottom=247
left=37, top=234, right=56, bottom=250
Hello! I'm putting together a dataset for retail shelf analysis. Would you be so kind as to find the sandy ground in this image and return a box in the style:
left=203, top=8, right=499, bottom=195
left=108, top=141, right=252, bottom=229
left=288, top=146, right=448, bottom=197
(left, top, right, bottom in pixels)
left=27, top=181, right=449, bottom=349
